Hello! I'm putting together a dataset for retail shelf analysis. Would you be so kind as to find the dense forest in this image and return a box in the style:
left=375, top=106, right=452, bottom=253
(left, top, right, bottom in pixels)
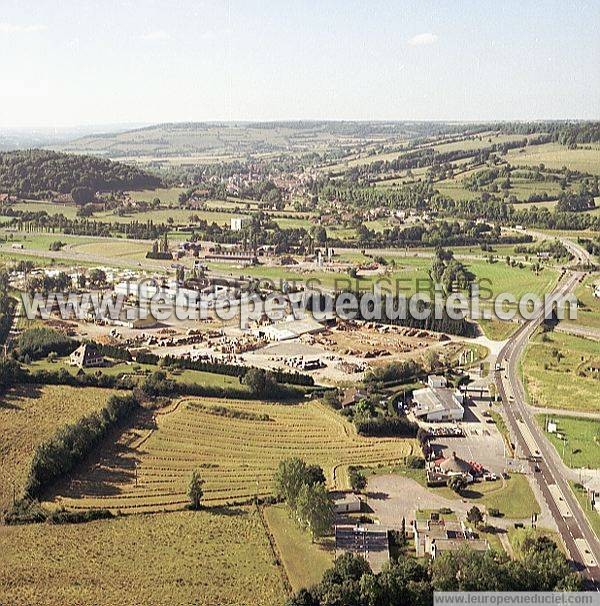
left=0, top=149, right=161, bottom=197
left=499, top=121, right=600, bottom=146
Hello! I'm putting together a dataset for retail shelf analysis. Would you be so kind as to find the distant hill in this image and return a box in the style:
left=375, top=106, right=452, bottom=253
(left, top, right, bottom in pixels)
left=0, top=149, right=162, bottom=197
left=53, top=121, right=472, bottom=159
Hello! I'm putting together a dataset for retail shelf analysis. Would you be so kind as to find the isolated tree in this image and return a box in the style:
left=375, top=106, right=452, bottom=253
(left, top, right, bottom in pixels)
left=349, top=467, right=367, bottom=492
left=188, top=470, right=204, bottom=510
left=447, top=475, right=467, bottom=494
left=466, top=506, right=484, bottom=528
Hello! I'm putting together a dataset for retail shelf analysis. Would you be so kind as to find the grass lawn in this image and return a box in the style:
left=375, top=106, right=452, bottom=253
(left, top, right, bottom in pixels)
left=0, top=384, right=117, bottom=511
left=27, top=357, right=251, bottom=391
left=523, top=332, right=600, bottom=413
left=0, top=507, right=286, bottom=606
left=570, top=481, right=600, bottom=541
left=508, top=527, right=565, bottom=559
left=535, top=415, right=600, bottom=469
left=263, top=503, right=333, bottom=591
left=432, top=474, right=540, bottom=519
left=478, top=319, right=519, bottom=341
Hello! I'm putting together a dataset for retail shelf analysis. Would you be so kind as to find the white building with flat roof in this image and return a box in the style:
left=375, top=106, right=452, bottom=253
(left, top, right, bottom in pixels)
left=413, top=376, right=464, bottom=422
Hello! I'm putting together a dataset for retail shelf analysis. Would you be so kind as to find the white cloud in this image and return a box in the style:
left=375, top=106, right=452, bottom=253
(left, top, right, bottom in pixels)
left=407, top=33, right=438, bottom=47
left=0, top=23, right=47, bottom=34
left=140, top=30, right=170, bottom=41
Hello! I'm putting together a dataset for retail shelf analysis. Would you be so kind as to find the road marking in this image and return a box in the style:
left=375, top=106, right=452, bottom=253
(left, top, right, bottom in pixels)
left=548, top=484, right=573, bottom=518
left=575, top=538, right=597, bottom=568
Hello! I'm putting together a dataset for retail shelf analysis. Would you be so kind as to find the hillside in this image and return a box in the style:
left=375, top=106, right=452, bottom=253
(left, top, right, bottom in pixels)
left=53, top=121, right=479, bottom=159
left=0, top=149, right=162, bottom=197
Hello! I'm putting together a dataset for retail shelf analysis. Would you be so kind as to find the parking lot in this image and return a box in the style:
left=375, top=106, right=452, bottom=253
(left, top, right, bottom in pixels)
left=418, top=397, right=508, bottom=475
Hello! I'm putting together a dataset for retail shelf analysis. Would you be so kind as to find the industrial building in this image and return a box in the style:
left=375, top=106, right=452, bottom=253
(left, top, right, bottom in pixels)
left=412, top=375, right=465, bottom=422
left=255, top=316, right=326, bottom=341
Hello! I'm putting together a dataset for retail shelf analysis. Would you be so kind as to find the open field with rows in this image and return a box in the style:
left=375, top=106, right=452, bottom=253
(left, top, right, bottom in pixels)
left=50, top=397, right=418, bottom=514
left=0, top=507, right=286, bottom=606
left=523, top=332, right=600, bottom=413
left=0, top=385, right=117, bottom=512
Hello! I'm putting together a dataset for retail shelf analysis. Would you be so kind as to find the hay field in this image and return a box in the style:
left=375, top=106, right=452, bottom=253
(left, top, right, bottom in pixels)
left=0, top=507, right=286, bottom=606
left=0, top=385, right=117, bottom=511
left=523, top=332, right=600, bottom=413
left=51, top=398, right=417, bottom=513
left=505, top=143, right=600, bottom=175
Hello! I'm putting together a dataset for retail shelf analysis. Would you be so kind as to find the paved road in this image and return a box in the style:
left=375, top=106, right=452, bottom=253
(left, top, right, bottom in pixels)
left=495, top=238, right=600, bottom=588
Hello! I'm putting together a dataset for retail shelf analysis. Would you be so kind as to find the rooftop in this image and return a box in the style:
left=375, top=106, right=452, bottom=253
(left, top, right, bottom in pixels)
left=413, top=386, right=463, bottom=417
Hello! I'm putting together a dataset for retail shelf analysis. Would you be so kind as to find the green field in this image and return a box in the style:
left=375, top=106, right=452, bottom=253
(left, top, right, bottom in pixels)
left=508, top=527, right=565, bottom=559
left=478, top=319, right=519, bottom=341
left=0, top=508, right=286, bottom=606
left=570, top=482, right=600, bottom=541
left=264, top=504, right=333, bottom=591
left=433, top=473, right=540, bottom=519
left=0, top=385, right=117, bottom=511
left=566, top=273, right=600, bottom=331
left=505, top=143, right=600, bottom=176
left=523, top=332, right=600, bottom=413
left=51, top=397, right=417, bottom=514
left=536, top=415, right=600, bottom=469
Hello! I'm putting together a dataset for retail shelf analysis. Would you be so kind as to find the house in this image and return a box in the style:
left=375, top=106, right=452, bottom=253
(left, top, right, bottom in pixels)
left=412, top=376, right=465, bottom=422
left=70, top=343, right=104, bottom=368
left=230, top=217, right=249, bottom=231
left=437, top=452, right=474, bottom=483
left=413, top=518, right=488, bottom=559
left=341, top=387, right=368, bottom=408
left=334, top=493, right=362, bottom=514
left=335, top=524, right=390, bottom=573
left=584, top=478, right=600, bottom=511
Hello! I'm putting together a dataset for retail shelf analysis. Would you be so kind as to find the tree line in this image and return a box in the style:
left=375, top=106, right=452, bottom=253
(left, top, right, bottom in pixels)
left=286, top=537, right=580, bottom=606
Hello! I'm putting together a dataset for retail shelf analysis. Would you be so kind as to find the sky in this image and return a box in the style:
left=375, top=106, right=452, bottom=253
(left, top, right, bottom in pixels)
left=0, top=0, right=599, bottom=127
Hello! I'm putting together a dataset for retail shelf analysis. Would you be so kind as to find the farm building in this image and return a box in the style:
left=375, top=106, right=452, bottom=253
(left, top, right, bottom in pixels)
left=70, top=343, right=104, bottom=368
left=413, top=518, right=488, bottom=559
left=334, top=493, right=362, bottom=514
left=341, top=387, right=368, bottom=408
left=111, top=308, right=158, bottom=330
left=412, top=375, right=464, bottom=422
left=255, top=316, right=326, bottom=341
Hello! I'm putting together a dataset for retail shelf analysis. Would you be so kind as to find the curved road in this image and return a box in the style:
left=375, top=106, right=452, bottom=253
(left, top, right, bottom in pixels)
left=495, top=237, right=600, bottom=587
